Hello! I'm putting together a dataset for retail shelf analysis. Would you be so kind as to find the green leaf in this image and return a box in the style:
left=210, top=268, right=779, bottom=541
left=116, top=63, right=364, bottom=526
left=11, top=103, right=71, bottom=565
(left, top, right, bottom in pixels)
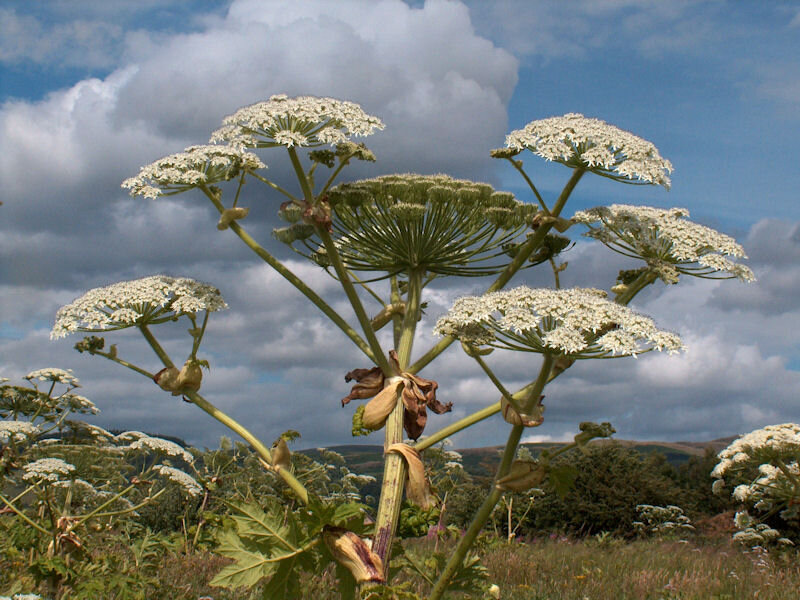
left=335, top=562, right=357, bottom=600
left=210, top=528, right=280, bottom=589
left=226, top=500, right=297, bottom=552
left=332, top=502, right=368, bottom=529
left=260, top=549, right=317, bottom=600
left=548, top=464, right=579, bottom=499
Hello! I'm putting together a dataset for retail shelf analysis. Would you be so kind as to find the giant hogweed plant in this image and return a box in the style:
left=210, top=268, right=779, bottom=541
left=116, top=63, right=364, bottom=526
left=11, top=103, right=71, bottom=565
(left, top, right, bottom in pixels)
left=49, top=96, right=754, bottom=598
left=0, top=369, right=204, bottom=595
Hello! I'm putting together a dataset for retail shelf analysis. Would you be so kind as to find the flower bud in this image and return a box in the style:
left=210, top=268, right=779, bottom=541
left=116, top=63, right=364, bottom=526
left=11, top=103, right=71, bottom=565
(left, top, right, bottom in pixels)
left=370, top=303, right=405, bottom=331
left=278, top=201, right=304, bottom=223
left=176, top=360, right=203, bottom=394
left=271, top=438, right=291, bottom=470
left=611, top=283, right=628, bottom=295
left=323, top=526, right=385, bottom=584
left=217, top=206, right=250, bottom=230
left=460, top=341, right=493, bottom=357
left=154, top=367, right=181, bottom=394
left=496, top=459, right=546, bottom=493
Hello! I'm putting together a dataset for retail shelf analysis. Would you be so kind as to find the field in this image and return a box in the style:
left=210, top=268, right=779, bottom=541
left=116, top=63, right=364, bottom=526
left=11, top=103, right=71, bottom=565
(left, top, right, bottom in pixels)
left=4, top=510, right=799, bottom=599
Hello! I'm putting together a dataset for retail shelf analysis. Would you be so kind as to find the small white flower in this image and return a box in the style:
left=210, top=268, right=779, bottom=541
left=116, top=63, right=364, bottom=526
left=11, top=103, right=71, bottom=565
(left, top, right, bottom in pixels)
left=52, top=478, right=98, bottom=496
left=434, top=286, right=684, bottom=358
left=129, top=436, right=193, bottom=463
left=51, top=275, right=227, bottom=339
left=506, top=113, right=673, bottom=188
left=24, top=368, right=80, bottom=387
left=210, top=94, right=384, bottom=149
left=713, top=423, right=800, bottom=478
left=22, top=458, right=76, bottom=482
left=60, top=394, right=100, bottom=415
left=572, top=204, right=755, bottom=283
left=0, top=420, right=40, bottom=443
left=122, top=145, right=265, bottom=199
left=115, top=430, right=150, bottom=442
left=152, top=464, right=202, bottom=497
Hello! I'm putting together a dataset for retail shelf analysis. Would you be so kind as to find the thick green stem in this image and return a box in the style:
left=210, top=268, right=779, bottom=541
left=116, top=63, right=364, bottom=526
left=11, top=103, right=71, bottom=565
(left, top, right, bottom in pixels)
left=774, top=458, right=800, bottom=491
left=414, top=373, right=548, bottom=453
left=428, top=354, right=553, bottom=600
left=390, top=276, right=403, bottom=349
left=318, top=227, right=390, bottom=373
left=137, top=323, right=310, bottom=504
left=90, top=488, right=167, bottom=519
left=372, top=269, right=423, bottom=576
left=249, top=171, right=298, bottom=202
left=95, top=351, right=154, bottom=378
left=471, top=354, right=525, bottom=415
left=186, top=391, right=308, bottom=504
left=138, top=324, right=175, bottom=368
left=408, top=169, right=587, bottom=375
left=615, top=270, right=658, bottom=305
left=286, top=146, right=315, bottom=203
left=414, top=402, right=500, bottom=453
left=0, top=492, right=50, bottom=535
left=320, top=155, right=353, bottom=195
left=74, top=484, right=137, bottom=526
left=199, top=184, right=376, bottom=364
left=507, top=158, right=548, bottom=214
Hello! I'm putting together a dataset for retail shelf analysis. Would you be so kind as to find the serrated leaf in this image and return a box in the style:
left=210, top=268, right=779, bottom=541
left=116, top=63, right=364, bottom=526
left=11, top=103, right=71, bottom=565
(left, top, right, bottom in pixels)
left=210, top=529, right=280, bottom=589
left=333, top=502, right=367, bottom=528
left=226, top=500, right=297, bottom=552
left=260, top=550, right=316, bottom=600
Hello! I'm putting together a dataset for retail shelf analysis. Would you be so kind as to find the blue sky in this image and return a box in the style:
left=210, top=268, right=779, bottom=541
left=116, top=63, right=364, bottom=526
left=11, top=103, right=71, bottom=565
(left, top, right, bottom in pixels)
left=1, top=0, right=798, bottom=450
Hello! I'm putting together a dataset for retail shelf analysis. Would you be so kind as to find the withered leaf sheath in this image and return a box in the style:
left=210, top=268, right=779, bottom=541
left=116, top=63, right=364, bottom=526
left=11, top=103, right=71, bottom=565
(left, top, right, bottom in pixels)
left=500, top=395, right=544, bottom=427
left=496, top=459, right=546, bottom=493
left=362, top=379, right=404, bottom=430
left=341, top=366, right=384, bottom=405
left=386, top=443, right=436, bottom=510
left=322, top=526, right=385, bottom=584
left=340, top=350, right=452, bottom=439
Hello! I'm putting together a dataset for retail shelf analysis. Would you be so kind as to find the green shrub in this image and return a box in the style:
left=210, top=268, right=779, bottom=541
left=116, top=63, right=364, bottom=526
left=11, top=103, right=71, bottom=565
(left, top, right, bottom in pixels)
left=525, top=442, right=686, bottom=536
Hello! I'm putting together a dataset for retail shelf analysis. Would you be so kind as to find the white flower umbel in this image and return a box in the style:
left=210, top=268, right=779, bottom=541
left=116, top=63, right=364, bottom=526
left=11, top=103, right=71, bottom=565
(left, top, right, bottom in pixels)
left=434, top=286, right=684, bottom=358
left=129, top=436, right=194, bottom=464
left=122, top=145, right=265, bottom=199
left=0, top=420, right=40, bottom=443
left=22, top=457, right=76, bottom=482
left=711, top=423, right=800, bottom=479
left=114, top=430, right=150, bottom=442
left=210, top=94, right=385, bottom=149
left=59, top=394, right=100, bottom=415
left=712, top=424, right=800, bottom=536
left=505, top=113, right=673, bottom=188
left=153, top=464, right=202, bottom=497
left=51, top=275, right=227, bottom=339
left=572, top=204, right=755, bottom=283
left=24, top=368, right=80, bottom=387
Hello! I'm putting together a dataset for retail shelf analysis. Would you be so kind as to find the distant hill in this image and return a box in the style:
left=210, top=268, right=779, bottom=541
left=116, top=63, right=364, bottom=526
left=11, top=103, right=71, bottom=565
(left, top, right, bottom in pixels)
left=300, top=436, right=738, bottom=481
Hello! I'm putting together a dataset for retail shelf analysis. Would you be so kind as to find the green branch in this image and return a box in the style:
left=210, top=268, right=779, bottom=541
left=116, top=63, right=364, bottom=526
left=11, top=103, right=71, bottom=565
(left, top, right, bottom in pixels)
left=199, top=184, right=376, bottom=364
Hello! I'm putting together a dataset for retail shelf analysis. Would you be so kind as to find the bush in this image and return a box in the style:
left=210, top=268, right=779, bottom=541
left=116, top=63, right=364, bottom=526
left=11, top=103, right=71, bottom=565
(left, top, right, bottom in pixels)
left=525, top=442, right=686, bottom=537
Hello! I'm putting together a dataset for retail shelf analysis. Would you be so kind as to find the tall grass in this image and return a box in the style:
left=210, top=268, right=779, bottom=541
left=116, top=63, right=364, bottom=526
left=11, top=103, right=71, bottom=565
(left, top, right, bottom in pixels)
left=4, top=532, right=798, bottom=598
